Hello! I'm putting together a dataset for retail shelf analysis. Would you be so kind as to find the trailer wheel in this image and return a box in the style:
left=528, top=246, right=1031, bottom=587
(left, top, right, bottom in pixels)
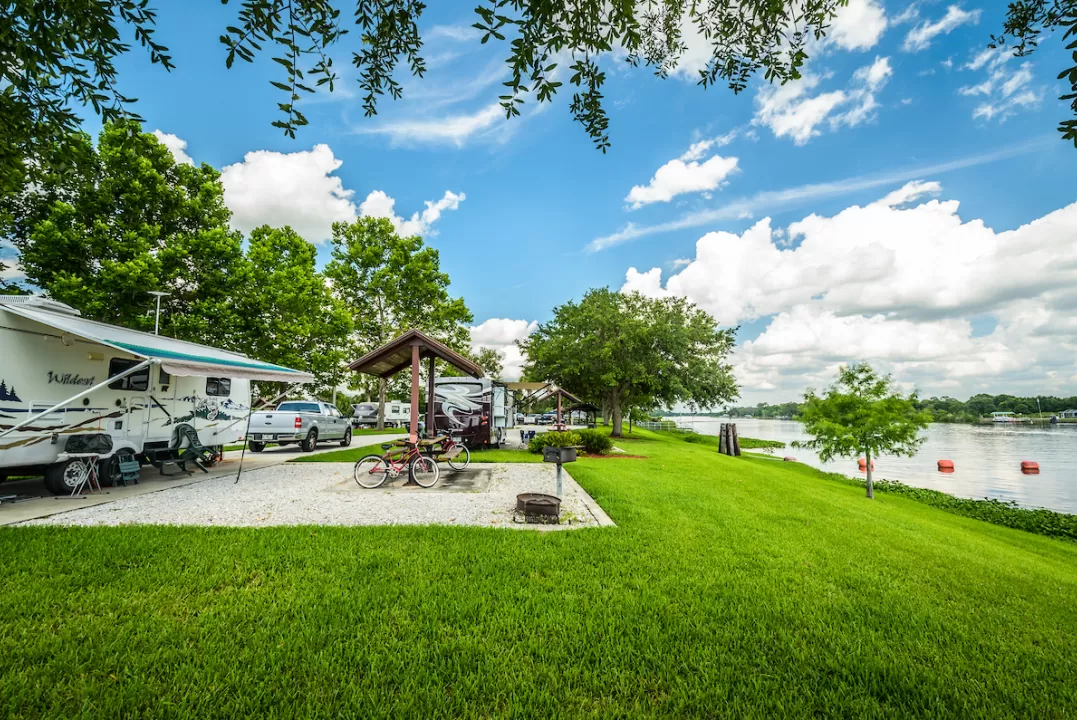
left=248, top=441, right=266, bottom=453
left=100, top=451, right=138, bottom=487
left=43, top=459, right=88, bottom=495
left=300, top=429, right=318, bottom=453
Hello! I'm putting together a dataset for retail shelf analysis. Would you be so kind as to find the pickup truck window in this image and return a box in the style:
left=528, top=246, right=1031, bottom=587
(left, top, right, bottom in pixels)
left=206, top=378, right=231, bottom=397
left=278, top=402, right=321, bottom=413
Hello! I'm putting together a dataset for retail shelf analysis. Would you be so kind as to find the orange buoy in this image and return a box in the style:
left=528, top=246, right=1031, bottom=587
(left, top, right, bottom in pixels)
left=1021, top=461, right=1040, bottom=474
left=857, top=458, right=875, bottom=471
left=783, top=456, right=797, bottom=462
left=937, top=459, right=954, bottom=472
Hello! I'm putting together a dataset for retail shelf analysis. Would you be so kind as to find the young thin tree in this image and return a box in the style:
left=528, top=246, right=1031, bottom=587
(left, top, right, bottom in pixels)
left=795, top=363, right=932, bottom=499
left=324, top=217, right=472, bottom=429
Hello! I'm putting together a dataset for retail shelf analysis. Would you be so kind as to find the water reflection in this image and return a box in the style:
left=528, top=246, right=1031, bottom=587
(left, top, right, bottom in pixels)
left=668, top=418, right=1077, bottom=514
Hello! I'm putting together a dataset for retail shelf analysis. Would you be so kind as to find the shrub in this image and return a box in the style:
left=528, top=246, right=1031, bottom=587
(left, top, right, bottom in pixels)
left=527, top=431, right=582, bottom=454
left=576, top=428, right=614, bottom=454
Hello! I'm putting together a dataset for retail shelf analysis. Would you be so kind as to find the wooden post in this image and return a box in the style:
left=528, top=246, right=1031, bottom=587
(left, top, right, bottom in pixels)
left=731, top=423, right=741, bottom=457
left=718, top=423, right=728, bottom=455
left=409, top=342, right=420, bottom=444
left=426, top=355, right=435, bottom=439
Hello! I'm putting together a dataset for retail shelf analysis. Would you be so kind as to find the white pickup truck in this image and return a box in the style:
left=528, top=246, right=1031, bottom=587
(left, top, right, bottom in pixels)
left=247, top=401, right=353, bottom=453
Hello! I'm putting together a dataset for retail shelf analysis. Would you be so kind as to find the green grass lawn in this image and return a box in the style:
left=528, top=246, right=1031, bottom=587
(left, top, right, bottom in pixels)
left=2, top=429, right=1076, bottom=717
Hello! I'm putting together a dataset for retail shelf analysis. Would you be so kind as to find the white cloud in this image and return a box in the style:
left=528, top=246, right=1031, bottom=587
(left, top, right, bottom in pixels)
left=0, top=259, right=24, bottom=282
left=220, top=144, right=357, bottom=242
left=621, top=184, right=1077, bottom=400
left=753, top=57, right=892, bottom=145
left=354, top=103, right=506, bottom=147
left=958, top=49, right=1042, bottom=122
left=903, top=6, right=982, bottom=52
left=589, top=138, right=1049, bottom=251
left=220, top=143, right=465, bottom=242
left=470, top=318, right=538, bottom=381
left=359, top=190, right=465, bottom=237
left=625, top=140, right=739, bottom=209
left=875, top=179, right=941, bottom=207
left=152, top=130, right=194, bottom=165
left=829, top=0, right=888, bottom=51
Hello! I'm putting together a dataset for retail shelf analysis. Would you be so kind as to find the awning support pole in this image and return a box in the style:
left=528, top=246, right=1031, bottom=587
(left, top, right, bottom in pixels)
left=235, top=382, right=305, bottom=484
left=0, top=359, right=155, bottom=440
left=409, top=342, right=420, bottom=444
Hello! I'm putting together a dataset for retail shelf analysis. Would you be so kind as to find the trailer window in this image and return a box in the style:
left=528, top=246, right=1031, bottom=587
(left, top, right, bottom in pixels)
left=107, top=359, right=149, bottom=391
left=158, top=367, right=171, bottom=386
left=206, top=378, right=231, bottom=396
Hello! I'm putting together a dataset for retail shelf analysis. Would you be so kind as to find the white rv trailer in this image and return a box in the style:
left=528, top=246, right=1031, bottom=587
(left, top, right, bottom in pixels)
left=0, top=296, right=314, bottom=494
left=432, top=376, right=515, bottom=448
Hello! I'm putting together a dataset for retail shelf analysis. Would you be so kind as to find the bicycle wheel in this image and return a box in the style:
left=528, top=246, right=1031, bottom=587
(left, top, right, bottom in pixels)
left=354, top=455, right=390, bottom=488
left=409, top=455, right=440, bottom=488
left=447, top=445, right=470, bottom=471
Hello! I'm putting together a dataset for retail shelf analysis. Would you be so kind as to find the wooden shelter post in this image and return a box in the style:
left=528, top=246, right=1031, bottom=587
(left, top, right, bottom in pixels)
left=410, top=342, right=420, bottom=443
left=426, top=355, right=435, bottom=439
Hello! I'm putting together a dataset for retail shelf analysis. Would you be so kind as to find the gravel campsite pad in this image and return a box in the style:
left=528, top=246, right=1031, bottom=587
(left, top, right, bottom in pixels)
left=21, top=463, right=612, bottom=530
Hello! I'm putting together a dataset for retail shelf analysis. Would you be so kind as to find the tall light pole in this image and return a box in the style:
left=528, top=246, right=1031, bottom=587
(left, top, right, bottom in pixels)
left=148, top=291, right=170, bottom=335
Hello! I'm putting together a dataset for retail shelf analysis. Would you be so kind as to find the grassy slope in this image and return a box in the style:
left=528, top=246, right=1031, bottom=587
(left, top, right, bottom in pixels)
left=1, top=430, right=1075, bottom=717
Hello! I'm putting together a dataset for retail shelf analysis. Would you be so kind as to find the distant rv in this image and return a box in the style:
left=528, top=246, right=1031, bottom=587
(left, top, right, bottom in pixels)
left=433, top=377, right=514, bottom=448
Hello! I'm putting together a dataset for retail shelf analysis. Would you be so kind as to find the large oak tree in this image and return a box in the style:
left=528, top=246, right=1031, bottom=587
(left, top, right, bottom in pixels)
left=522, top=288, right=738, bottom=437
left=324, top=216, right=472, bottom=428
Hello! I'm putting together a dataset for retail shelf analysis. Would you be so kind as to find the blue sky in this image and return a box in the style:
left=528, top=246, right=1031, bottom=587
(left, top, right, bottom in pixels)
left=8, top=0, right=1077, bottom=403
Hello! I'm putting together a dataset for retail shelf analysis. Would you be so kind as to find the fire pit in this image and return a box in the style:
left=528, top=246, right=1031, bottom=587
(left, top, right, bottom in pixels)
left=515, top=492, right=561, bottom=524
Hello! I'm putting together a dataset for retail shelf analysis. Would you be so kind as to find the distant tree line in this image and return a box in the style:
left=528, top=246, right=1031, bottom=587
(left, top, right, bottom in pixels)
left=722, top=394, right=1077, bottom=423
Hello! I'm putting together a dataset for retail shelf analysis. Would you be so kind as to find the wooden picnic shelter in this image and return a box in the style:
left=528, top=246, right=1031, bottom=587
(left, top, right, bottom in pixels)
left=348, top=329, right=483, bottom=443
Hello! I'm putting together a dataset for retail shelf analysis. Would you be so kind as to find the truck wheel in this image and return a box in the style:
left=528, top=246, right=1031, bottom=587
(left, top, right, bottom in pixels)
left=44, top=459, right=88, bottom=495
left=248, top=441, right=266, bottom=453
left=300, top=430, right=318, bottom=453
left=340, top=427, right=352, bottom=447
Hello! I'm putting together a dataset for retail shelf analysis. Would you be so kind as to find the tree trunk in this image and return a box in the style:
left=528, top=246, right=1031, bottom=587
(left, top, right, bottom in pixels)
left=865, top=448, right=874, bottom=500
left=610, top=388, right=623, bottom=437
left=376, top=377, right=387, bottom=430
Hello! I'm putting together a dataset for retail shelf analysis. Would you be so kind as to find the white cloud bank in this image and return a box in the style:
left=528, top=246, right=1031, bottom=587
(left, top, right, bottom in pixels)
left=625, top=137, right=739, bottom=209
left=622, top=181, right=1077, bottom=400
left=470, top=317, right=538, bottom=381
left=753, top=56, right=892, bottom=145
left=219, top=143, right=464, bottom=242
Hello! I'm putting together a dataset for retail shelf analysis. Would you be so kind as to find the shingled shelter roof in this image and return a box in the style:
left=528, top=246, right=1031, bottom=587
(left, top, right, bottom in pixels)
left=348, top=329, right=483, bottom=379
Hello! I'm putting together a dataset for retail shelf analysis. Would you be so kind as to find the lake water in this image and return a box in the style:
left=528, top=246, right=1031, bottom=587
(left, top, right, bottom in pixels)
left=666, top=417, right=1077, bottom=514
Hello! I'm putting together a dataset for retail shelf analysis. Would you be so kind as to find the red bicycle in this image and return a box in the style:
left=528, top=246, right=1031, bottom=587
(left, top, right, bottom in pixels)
left=354, top=441, right=440, bottom=489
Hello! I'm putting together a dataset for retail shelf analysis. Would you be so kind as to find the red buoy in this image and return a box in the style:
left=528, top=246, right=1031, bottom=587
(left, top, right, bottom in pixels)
left=937, top=459, right=954, bottom=472
left=857, top=458, right=875, bottom=471
left=1021, top=461, right=1040, bottom=474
